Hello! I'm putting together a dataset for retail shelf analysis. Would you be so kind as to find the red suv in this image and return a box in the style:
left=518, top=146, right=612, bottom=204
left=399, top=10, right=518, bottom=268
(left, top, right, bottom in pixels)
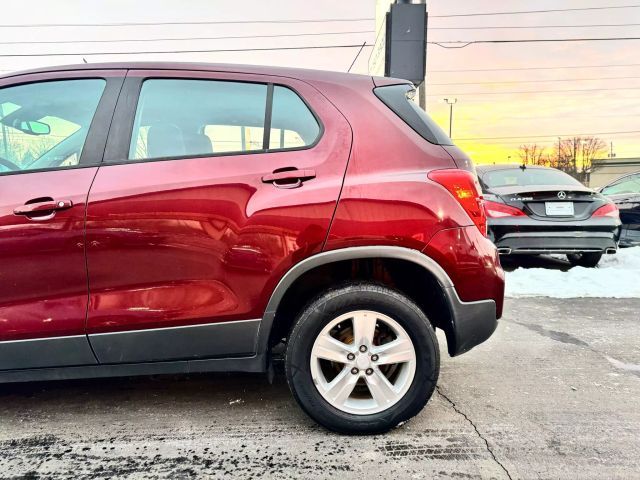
left=0, top=63, right=504, bottom=434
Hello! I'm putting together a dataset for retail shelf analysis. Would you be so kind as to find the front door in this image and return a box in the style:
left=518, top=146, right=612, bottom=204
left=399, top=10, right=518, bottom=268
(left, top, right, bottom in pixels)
left=0, top=72, right=123, bottom=370
left=85, top=70, right=351, bottom=363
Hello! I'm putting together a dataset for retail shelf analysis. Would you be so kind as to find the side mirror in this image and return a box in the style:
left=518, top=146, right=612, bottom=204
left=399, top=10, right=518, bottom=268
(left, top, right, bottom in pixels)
left=18, top=120, right=51, bottom=136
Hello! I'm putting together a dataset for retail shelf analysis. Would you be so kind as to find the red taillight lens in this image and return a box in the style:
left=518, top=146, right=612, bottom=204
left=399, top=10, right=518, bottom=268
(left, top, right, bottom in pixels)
left=428, top=169, right=487, bottom=236
left=592, top=203, right=619, bottom=218
left=484, top=200, right=526, bottom=218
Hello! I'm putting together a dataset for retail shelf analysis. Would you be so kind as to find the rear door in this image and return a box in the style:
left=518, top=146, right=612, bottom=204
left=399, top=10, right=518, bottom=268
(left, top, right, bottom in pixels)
left=85, top=70, right=351, bottom=363
left=0, top=71, right=123, bottom=370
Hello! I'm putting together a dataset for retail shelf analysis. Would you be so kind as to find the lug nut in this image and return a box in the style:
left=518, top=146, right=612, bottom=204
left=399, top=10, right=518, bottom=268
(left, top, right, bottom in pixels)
left=371, top=354, right=379, bottom=362
left=347, top=353, right=355, bottom=361
left=359, top=345, right=367, bottom=353
left=351, top=367, right=359, bottom=375
left=365, top=368, right=374, bottom=375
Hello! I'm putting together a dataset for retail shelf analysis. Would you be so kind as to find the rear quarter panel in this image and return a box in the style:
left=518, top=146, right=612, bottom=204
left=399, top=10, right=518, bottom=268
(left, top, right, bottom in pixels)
left=308, top=75, right=502, bottom=307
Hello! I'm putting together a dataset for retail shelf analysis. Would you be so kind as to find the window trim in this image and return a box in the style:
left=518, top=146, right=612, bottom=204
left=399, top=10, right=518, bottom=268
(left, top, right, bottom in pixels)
left=0, top=75, right=124, bottom=177
left=102, top=74, right=324, bottom=166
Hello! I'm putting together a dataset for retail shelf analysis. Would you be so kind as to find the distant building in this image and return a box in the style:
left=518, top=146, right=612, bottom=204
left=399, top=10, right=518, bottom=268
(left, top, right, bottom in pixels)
left=589, top=157, right=640, bottom=187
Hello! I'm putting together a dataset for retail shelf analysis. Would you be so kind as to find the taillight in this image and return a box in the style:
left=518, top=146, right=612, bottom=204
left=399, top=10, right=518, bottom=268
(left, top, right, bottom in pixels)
left=428, top=169, right=487, bottom=236
left=484, top=200, right=526, bottom=218
left=592, top=203, right=619, bottom=218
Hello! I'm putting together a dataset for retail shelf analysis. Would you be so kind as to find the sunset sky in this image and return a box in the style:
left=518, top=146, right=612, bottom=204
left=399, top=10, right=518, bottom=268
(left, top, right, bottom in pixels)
left=1, top=0, right=639, bottom=165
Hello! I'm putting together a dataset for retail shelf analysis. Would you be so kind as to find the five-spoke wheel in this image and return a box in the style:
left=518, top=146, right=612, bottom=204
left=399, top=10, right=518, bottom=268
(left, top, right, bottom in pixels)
left=285, top=283, right=440, bottom=434
left=310, top=310, right=417, bottom=415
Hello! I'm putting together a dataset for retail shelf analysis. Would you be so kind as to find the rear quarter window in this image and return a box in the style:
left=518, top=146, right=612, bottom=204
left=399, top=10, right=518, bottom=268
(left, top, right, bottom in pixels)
left=374, top=83, right=453, bottom=146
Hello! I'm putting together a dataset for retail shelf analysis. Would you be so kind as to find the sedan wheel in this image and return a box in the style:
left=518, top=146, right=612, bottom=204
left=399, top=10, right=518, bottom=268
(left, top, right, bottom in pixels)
left=567, top=252, right=603, bottom=268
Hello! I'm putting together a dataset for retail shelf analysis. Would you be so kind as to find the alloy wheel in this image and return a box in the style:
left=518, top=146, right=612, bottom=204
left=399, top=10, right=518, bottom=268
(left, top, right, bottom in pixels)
left=310, top=310, right=417, bottom=415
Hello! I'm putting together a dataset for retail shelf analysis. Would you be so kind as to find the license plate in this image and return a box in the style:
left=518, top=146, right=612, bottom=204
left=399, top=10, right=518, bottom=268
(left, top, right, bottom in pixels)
left=545, top=202, right=574, bottom=216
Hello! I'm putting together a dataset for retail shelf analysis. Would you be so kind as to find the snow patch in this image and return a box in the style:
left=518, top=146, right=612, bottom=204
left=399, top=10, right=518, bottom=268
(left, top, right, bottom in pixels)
left=505, top=247, right=640, bottom=298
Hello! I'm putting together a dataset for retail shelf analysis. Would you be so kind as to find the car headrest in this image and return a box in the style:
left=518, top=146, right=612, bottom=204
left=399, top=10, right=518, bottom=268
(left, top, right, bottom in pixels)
left=183, top=132, right=213, bottom=156
left=146, top=124, right=185, bottom=158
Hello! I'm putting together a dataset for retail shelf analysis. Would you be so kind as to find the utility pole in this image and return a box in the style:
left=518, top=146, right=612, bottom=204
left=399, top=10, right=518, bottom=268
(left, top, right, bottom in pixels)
left=608, top=141, right=616, bottom=158
left=557, top=137, right=562, bottom=167
left=573, top=137, right=578, bottom=175
left=444, top=98, right=457, bottom=138
left=419, top=0, right=428, bottom=111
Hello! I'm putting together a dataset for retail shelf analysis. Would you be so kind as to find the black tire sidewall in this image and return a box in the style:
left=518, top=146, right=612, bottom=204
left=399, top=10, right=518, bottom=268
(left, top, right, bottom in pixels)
left=567, top=252, right=603, bottom=268
left=285, top=282, right=440, bottom=435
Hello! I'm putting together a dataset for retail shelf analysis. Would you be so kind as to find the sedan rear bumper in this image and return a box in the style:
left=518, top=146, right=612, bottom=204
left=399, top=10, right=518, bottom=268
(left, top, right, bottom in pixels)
left=488, top=216, right=620, bottom=255
left=493, top=231, right=618, bottom=255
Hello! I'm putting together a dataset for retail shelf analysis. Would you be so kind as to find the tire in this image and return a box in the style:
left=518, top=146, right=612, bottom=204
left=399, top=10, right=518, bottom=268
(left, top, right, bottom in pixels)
left=566, top=252, right=603, bottom=268
left=284, top=282, right=440, bottom=435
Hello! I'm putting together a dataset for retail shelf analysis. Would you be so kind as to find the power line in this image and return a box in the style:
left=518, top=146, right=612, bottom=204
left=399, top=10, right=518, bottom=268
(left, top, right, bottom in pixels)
left=429, top=62, right=640, bottom=73
left=431, top=37, right=640, bottom=48
left=431, top=5, right=640, bottom=18
left=5, top=35, right=637, bottom=58
left=0, top=43, right=374, bottom=58
left=0, top=17, right=375, bottom=28
left=430, top=22, right=640, bottom=30
left=427, top=96, right=640, bottom=105
left=0, top=30, right=375, bottom=46
left=426, top=86, right=640, bottom=96
left=453, top=130, right=640, bottom=141
left=0, top=6, right=635, bottom=28
left=430, top=75, right=640, bottom=86
left=453, top=135, right=640, bottom=145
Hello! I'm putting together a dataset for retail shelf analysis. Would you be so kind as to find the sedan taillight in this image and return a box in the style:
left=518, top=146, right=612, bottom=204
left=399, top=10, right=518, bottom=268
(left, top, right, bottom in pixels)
left=428, top=169, right=487, bottom=236
left=592, top=203, right=619, bottom=218
left=484, top=200, right=526, bottom=218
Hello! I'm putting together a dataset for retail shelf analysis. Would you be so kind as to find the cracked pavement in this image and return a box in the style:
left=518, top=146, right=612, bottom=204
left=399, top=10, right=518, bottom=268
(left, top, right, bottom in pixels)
left=1, top=298, right=639, bottom=479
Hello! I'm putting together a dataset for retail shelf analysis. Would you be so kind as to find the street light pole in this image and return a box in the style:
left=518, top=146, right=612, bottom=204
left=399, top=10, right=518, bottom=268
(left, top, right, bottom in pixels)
left=444, top=98, right=457, bottom=138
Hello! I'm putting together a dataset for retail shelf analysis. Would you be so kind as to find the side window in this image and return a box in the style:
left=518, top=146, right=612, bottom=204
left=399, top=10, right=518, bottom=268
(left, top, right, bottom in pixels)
left=130, top=79, right=268, bottom=160
left=602, top=175, right=640, bottom=195
left=268, top=86, right=320, bottom=150
left=374, top=83, right=453, bottom=146
left=0, top=79, right=106, bottom=175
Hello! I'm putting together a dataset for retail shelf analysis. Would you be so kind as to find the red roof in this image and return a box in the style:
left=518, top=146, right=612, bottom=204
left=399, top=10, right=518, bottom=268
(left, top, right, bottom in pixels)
left=0, top=61, right=380, bottom=86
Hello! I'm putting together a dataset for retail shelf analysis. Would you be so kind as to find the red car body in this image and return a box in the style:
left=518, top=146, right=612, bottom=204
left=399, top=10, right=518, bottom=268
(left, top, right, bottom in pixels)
left=0, top=63, right=503, bottom=380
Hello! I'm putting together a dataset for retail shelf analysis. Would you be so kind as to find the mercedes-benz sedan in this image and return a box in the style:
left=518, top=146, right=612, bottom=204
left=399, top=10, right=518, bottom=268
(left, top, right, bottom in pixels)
left=477, top=164, right=620, bottom=267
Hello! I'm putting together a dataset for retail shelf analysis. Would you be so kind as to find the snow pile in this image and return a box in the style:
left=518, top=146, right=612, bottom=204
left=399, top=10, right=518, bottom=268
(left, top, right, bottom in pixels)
left=505, top=247, right=640, bottom=298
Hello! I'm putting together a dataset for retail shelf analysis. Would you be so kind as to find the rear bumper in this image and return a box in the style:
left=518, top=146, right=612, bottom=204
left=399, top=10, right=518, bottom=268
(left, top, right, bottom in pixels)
left=443, top=287, right=497, bottom=357
left=423, top=226, right=503, bottom=356
left=488, top=217, right=620, bottom=255
left=493, top=231, right=618, bottom=255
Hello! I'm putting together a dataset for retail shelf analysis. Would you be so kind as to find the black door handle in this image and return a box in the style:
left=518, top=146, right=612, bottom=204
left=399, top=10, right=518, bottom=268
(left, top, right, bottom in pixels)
left=262, top=169, right=316, bottom=189
left=14, top=198, right=73, bottom=219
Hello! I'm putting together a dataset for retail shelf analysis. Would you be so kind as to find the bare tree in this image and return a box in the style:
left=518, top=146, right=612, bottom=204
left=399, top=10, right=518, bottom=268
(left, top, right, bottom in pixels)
left=537, top=152, right=553, bottom=168
left=579, top=136, right=607, bottom=175
left=558, top=138, right=580, bottom=175
left=546, top=136, right=607, bottom=182
left=517, top=143, right=546, bottom=165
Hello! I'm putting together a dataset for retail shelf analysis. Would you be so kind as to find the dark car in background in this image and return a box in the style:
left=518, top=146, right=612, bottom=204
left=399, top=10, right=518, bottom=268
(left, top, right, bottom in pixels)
left=477, top=164, right=621, bottom=267
left=599, top=171, right=640, bottom=247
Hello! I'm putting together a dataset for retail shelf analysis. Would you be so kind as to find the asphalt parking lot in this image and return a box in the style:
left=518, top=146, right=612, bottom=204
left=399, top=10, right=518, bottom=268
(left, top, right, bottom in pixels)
left=1, top=297, right=639, bottom=479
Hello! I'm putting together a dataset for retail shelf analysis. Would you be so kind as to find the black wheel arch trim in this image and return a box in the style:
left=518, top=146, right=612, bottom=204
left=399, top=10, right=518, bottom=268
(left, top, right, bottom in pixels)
left=258, top=246, right=498, bottom=359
